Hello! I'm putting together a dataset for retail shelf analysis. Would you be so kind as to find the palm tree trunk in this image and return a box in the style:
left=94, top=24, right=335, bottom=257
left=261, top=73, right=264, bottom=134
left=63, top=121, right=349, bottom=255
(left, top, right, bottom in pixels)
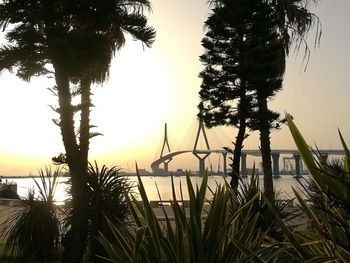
left=79, top=77, right=91, bottom=172
left=54, top=65, right=89, bottom=263
left=257, top=97, right=274, bottom=202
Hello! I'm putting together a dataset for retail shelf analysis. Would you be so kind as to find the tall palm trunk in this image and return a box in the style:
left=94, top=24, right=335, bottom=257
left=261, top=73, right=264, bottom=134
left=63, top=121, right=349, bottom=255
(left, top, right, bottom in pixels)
left=257, top=97, right=274, bottom=202
left=79, top=77, right=92, bottom=172
left=79, top=78, right=101, bottom=262
left=54, top=65, right=89, bottom=263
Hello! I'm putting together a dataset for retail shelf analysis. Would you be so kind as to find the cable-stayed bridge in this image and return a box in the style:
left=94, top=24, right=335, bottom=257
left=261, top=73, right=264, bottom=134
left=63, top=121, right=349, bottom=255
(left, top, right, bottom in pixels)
left=151, top=121, right=345, bottom=176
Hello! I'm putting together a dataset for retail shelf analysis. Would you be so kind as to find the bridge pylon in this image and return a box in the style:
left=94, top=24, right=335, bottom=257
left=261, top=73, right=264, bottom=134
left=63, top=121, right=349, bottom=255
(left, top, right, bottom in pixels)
left=193, top=120, right=211, bottom=176
left=159, top=123, right=172, bottom=174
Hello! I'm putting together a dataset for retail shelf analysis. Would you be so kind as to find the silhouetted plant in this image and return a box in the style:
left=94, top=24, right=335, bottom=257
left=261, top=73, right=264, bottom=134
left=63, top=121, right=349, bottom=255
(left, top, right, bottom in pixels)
left=98, top=170, right=281, bottom=263
left=234, top=171, right=299, bottom=240
left=61, top=162, right=132, bottom=262
left=0, top=0, right=155, bottom=260
left=98, top=166, right=349, bottom=262
left=0, top=167, right=62, bottom=260
left=285, top=114, right=350, bottom=261
left=86, top=162, right=132, bottom=262
left=299, top=158, right=348, bottom=212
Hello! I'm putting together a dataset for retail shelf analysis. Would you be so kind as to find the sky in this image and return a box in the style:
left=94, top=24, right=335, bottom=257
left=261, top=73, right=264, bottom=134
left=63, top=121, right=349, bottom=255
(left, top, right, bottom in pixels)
left=0, top=0, right=349, bottom=175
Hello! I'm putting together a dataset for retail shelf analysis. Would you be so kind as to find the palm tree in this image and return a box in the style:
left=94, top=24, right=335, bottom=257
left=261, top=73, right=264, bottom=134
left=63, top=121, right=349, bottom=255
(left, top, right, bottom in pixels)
left=253, top=0, right=321, bottom=201
left=199, top=0, right=320, bottom=201
left=272, top=0, right=321, bottom=67
left=62, top=7, right=154, bottom=260
left=0, top=1, right=155, bottom=261
left=0, top=3, right=91, bottom=258
left=69, top=1, right=155, bottom=172
left=245, top=0, right=285, bottom=202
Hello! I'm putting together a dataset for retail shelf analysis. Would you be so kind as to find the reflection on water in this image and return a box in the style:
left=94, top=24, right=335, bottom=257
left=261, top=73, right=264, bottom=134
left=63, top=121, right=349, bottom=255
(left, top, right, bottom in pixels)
left=7, top=175, right=307, bottom=202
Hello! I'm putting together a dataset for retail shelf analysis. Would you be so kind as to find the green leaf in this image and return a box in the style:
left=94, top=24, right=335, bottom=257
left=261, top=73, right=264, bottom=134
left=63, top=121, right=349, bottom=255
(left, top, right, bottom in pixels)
left=338, top=129, right=350, bottom=183
left=264, top=194, right=312, bottom=261
left=286, top=114, right=325, bottom=190
left=132, top=227, right=146, bottom=263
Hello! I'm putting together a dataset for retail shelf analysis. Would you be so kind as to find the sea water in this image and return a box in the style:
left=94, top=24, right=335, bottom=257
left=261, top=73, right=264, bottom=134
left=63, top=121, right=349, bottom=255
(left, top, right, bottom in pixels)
left=4, top=175, right=306, bottom=203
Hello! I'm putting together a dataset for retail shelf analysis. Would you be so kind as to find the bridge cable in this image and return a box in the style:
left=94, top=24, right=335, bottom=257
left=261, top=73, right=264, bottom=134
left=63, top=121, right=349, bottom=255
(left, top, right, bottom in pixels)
left=179, top=118, right=198, bottom=150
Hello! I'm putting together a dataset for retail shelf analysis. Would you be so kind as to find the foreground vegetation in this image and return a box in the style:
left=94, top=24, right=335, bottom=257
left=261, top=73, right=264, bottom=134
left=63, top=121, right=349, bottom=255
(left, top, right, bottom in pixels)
left=0, top=0, right=323, bottom=261
left=98, top=117, right=350, bottom=262
left=1, top=117, right=350, bottom=262
left=0, top=164, right=132, bottom=262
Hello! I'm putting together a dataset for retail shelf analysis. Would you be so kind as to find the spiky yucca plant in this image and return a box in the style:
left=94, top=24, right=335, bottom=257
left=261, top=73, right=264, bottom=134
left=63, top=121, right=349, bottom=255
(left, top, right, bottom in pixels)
left=283, top=114, right=350, bottom=262
left=235, top=171, right=299, bottom=240
left=86, top=162, right=132, bottom=262
left=99, top=169, right=282, bottom=263
left=61, top=162, right=132, bottom=262
left=0, top=167, right=62, bottom=260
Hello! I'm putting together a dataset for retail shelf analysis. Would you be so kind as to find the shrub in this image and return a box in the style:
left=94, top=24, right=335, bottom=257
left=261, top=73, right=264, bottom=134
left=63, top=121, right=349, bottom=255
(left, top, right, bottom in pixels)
left=61, top=162, right=132, bottom=262
left=99, top=170, right=276, bottom=263
left=285, top=114, right=350, bottom=262
left=0, top=167, right=62, bottom=260
left=86, top=162, right=132, bottom=262
left=235, top=171, right=299, bottom=240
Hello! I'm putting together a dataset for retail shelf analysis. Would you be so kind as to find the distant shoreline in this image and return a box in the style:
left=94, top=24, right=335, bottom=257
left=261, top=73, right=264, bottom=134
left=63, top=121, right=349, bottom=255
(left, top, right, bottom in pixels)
left=1, top=173, right=306, bottom=179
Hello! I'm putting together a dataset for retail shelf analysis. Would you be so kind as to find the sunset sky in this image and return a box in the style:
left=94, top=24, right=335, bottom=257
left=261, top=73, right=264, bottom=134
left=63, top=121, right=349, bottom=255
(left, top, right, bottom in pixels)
left=0, top=0, right=349, bottom=176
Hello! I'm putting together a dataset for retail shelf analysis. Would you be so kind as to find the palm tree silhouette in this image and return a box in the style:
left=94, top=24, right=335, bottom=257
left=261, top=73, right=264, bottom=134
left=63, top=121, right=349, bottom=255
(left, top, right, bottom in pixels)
left=0, top=1, right=155, bottom=261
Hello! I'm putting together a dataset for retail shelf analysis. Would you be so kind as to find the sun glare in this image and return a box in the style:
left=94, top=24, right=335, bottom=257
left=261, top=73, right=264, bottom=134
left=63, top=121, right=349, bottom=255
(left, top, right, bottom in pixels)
left=88, top=41, right=173, bottom=156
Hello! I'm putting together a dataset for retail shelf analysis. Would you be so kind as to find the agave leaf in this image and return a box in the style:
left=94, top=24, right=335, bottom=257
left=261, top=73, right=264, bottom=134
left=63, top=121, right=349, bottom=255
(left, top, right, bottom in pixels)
left=179, top=178, right=187, bottom=216
left=135, top=165, right=164, bottom=258
left=186, top=173, right=196, bottom=217
left=132, top=227, right=146, bottom=263
left=303, top=257, right=337, bottom=263
left=231, top=238, right=266, bottom=263
left=292, top=188, right=327, bottom=237
left=323, top=176, right=350, bottom=202
left=338, top=129, right=350, bottom=184
left=161, top=213, right=179, bottom=261
left=198, top=172, right=208, bottom=210
left=286, top=114, right=325, bottom=190
left=336, top=244, right=350, bottom=262
left=264, top=194, right=313, bottom=261
left=338, top=129, right=350, bottom=163
left=170, top=174, right=177, bottom=202
left=98, top=232, right=123, bottom=262
left=128, top=194, right=144, bottom=226
left=105, top=217, right=133, bottom=260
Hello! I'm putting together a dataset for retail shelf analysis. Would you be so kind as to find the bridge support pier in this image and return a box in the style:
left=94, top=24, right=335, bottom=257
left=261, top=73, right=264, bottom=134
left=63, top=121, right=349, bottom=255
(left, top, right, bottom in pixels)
left=293, top=153, right=301, bottom=176
left=241, top=153, right=247, bottom=177
left=222, top=152, right=227, bottom=176
left=193, top=152, right=210, bottom=176
left=162, top=160, right=172, bottom=175
left=320, top=153, right=328, bottom=165
left=272, top=153, right=280, bottom=178
left=199, top=158, right=205, bottom=176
